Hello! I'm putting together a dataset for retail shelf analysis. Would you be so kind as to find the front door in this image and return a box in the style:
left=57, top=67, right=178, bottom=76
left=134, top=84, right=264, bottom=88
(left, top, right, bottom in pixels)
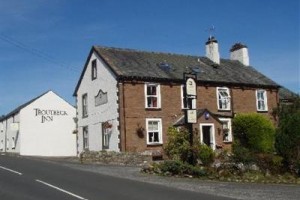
left=199, top=123, right=215, bottom=150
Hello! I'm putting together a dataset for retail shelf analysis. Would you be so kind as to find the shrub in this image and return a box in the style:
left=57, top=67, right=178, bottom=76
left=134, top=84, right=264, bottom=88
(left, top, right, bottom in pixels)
left=158, top=160, right=207, bottom=177
left=255, top=153, right=283, bottom=174
left=232, top=141, right=254, bottom=164
left=233, top=113, right=275, bottom=153
left=198, top=144, right=215, bottom=166
left=164, top=127, right=190, bottom=162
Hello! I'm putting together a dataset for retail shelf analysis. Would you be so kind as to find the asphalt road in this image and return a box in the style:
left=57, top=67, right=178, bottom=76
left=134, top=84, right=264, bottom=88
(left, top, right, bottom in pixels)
left=0, top=155, right=233, bottom=200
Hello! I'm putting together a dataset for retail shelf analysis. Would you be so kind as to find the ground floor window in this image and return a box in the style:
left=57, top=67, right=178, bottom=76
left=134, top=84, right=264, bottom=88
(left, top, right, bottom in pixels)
left=102, top=122, right=112, bottom=150
left=146, top=118, right=162, bottom=145
left=219, top=118, right=232, bottom=142
left=12, top=137, right=15, bottom=149
left=83, top=126, right=89, bottom=150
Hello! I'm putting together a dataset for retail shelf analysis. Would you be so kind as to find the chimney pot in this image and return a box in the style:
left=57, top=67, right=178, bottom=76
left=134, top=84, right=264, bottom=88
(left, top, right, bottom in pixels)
left=230, top=42, right=249, bottom=66
left=205, top=37, right=220, bottom=64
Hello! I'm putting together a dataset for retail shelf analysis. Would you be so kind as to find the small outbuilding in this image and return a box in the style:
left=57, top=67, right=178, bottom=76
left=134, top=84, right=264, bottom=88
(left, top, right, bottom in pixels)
left=0, top=90, right=77, bottom=156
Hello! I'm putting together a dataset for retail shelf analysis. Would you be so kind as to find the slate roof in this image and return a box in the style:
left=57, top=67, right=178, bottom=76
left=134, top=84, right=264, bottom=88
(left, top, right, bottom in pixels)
left=74, top=46, right=280, bottom=96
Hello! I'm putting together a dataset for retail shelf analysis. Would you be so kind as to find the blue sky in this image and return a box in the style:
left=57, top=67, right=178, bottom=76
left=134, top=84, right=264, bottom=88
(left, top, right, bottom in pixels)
left=0, top=0, right=299, bottom=115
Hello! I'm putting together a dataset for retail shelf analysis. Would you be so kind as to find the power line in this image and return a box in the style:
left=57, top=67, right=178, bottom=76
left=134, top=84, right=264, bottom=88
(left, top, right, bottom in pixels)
left=0, top=33, right=80, bottom=73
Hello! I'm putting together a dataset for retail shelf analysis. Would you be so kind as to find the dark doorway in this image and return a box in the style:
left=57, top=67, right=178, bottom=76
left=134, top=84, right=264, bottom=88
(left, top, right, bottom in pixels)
left=202, top=126, right=211, bottom=146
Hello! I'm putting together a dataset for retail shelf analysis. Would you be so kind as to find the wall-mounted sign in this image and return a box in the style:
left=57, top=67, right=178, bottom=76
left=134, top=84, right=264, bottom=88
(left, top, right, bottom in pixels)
left=95, top=89, right=108, bottom=106
left=34, top=108, right=68, bottom=123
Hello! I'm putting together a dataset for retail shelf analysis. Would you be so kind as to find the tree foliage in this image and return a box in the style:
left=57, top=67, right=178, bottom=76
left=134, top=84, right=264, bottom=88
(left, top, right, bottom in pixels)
left=275, top=97, right=300, bottom=173
left=233, top=113, right=275, bottom=153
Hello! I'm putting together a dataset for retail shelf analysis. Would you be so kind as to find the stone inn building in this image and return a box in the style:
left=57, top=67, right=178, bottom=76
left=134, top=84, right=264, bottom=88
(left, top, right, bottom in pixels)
left=73, top=37, right=280, bottom=156
left=0, top=91, right=77, bottom=156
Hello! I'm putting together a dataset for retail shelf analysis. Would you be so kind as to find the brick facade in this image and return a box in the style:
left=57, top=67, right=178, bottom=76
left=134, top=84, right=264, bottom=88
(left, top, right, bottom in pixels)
left=118, top=81, right=279, bottom=153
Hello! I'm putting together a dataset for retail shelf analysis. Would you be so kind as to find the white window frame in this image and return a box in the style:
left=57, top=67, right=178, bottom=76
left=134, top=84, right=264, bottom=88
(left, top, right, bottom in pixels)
left=145, top=83, right=161, bottom=109
left=146, top=118, right=163, bottom=145
left=83, top=126, right=89, bottom=150
left=219, top=118, right=232, bottom=142
left=217, top=87, right=231, bottom=110
left=256, top=89, right=268, bottom=111
left=181, top=85, right=196, bottom=109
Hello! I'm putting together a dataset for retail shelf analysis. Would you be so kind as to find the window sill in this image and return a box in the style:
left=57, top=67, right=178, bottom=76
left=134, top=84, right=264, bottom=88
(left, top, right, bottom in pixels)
left=223, top=141, right=232, bottom=144
left=145, top=108, right=162, bottom=111
left=218, top=109, right=231, bottom=112
left=147, top=143, right=163, bottom=147
left=257, top=110, right=268, bottom=113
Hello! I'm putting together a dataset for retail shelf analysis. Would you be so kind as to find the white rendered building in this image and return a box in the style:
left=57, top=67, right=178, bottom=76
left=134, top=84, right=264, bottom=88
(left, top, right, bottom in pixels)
left=0, top=91, right=77, bottom=156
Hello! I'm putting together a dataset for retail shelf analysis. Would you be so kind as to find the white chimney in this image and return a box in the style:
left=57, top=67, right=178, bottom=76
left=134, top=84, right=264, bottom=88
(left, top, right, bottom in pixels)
left=230, top=43, right=249, bottom=66
left=205, top=37, right=220, bottom=64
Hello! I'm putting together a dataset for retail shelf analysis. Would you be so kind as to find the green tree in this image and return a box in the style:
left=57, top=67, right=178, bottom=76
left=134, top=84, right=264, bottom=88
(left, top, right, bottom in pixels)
left=275, top=97, right=300, bottom=173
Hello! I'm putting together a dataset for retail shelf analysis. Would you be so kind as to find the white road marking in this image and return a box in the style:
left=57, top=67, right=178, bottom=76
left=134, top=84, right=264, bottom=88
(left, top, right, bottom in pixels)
left=0, top=165, right=23, bottom=175
left=36, top=179, right=88, bottom=200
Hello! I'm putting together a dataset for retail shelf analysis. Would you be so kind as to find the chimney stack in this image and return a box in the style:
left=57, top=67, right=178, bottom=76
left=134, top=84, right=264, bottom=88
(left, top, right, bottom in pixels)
left=230, top=43, right=249, bottom=66
left=205, top=37, right=220, bottom=64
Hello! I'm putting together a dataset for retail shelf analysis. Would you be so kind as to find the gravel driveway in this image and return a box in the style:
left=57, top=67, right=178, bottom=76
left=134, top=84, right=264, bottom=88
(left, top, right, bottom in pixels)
left=51, top=160, right=300, bottom=200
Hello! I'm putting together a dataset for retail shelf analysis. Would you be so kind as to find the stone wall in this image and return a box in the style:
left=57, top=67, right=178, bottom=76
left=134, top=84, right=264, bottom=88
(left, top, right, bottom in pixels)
left=79, top=151, right=153, bottom=166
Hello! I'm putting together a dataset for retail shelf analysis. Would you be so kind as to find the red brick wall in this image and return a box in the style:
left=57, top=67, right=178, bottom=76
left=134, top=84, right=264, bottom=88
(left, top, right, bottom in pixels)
left=118, top=81, right=279, bottom=153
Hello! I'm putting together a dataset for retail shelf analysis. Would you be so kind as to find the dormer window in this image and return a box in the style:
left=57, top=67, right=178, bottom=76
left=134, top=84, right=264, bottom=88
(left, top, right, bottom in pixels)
left=217, top=87, right=231, bottom=110
left=91, top=59, right=97, bottom=80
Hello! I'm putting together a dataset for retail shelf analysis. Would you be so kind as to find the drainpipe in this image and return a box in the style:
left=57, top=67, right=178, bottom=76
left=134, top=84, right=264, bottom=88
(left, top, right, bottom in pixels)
left=4, top=118, right=7, bottom=153
left=122, top=82, right=127, bottom=151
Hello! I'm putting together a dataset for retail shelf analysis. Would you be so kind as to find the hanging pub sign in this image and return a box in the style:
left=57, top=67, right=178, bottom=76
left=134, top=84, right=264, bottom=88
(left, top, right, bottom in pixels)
left=184, top=73, right=197, bottom=124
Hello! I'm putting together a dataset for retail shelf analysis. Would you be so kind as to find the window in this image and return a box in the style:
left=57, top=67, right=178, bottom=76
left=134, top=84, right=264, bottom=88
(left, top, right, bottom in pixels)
left=219, top=118, right=232, bottom=142
left=256, top=90, right=268, bottom=111
left=83, top=126, right=89, bottom=150
left=91, top=59, right=97, bottom=80
left=145, top=83, right=161, bottom=108
left=181, top=85, right=196, bottom=109
left=82, top=94, right=88, bottom=117
left=217, top=87, right=231, bottom=110
left=146, top=118, right=162, bottom=145
left=102, top=123, right=111, bottom=150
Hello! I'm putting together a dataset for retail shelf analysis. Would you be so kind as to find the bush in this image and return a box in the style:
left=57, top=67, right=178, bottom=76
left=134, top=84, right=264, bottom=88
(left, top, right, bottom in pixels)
left=158, top=160, right=207, bottom=177
left=233, top=113, right=275, bottom=153
left=198, top=144, right=215, bottom=166
left=232, top=141, right=254, bottom=164
left=255, top=153, right=283, bottom=174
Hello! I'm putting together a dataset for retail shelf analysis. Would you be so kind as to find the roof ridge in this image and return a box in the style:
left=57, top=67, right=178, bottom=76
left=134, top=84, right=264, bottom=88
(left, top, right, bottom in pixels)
left=93, top=45, right=202, bottom=58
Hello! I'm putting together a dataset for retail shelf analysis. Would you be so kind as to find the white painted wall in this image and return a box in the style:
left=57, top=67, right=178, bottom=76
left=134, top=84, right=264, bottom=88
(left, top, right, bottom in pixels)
left=76, top=51, right=120, bottom=154
left=19, top=91, right=76, bottom=156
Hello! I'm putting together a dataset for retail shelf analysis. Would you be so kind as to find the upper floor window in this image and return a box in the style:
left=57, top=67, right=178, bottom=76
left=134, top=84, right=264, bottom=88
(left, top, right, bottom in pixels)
left=181, top=85, right=196, bottom=109
left=91, top=59, right=97, bottom=80
left=256, top=89, right=268, bottom=111
left=217, top=87, right=231, bottom=110
left=82, top=93, right=88, bottom=118
left=145, top=83, right=161, bottom=109
left=146, top=118, right=163, bottom=145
